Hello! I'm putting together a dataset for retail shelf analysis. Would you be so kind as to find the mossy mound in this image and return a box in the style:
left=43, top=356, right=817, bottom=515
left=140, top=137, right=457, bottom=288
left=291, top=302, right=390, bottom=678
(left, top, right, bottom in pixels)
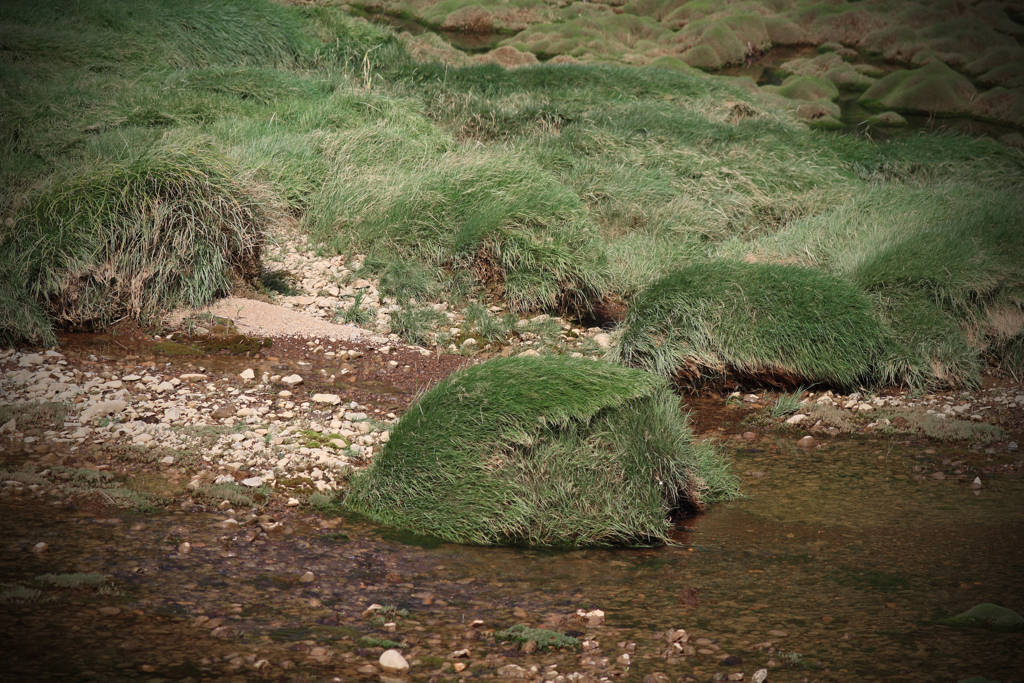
left=611, top=260, right=886, bottom=389
left=864, top=111, right=907, bottom=126
left=971, top=87, right=1024, bottom=128
left=767, top=75, right=840, bottom=102
left=859, top=61, right=976, bottom=115
left=779, top=53, right=875, bottom=91
left=673, top=18, right=748, bottom=70
left=945, top=603, right=1024, bottom=631
left=345, top=356, right=738, bottom=547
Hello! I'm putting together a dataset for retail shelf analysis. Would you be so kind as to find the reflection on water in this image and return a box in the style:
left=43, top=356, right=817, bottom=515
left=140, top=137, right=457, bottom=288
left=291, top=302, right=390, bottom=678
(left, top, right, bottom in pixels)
left=2, top=438, right=1021, bottom=681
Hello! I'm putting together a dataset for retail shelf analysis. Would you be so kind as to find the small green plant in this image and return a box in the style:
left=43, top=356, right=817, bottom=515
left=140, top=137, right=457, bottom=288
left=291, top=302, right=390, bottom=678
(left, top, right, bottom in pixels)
left=359, top=636, right=403, bottom=649
left=335, top=291, right=376, bottom=325
left=524, top=317, right=564, bottom=345
left=493, top=624, right=580, bottom=650
left=308, top=492, right=343, bottom=514
left=771, top=387, right=807, bottom=419
left=369, top=604, right=409, bottom=627
left=777, top=651, right=817, bottom=668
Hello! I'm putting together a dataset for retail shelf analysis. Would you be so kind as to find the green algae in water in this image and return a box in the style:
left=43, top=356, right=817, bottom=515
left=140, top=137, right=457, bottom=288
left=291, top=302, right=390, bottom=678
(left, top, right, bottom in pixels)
left=153, top=341, right=204, bottom=357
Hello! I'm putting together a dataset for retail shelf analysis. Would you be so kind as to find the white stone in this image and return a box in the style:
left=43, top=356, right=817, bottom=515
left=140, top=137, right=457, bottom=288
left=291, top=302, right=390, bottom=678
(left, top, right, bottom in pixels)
left=80, top=400, right=128, bottom=423
left=752, top=669, right=768, bottom=683
left=785, top=414, right=807, bottom=425
left=160, top=455, right=175, bottom=465
left=133, top=433, right=154, bottom=444
left=280, top=374, right=303, bottom=386
left=155, top=381, right=175, bottom=393
left=312, top=393, right=342, bottom=405
left=286, top=498, right=300, bottom=507
left=165, top=406, right=181, bottom=421
left=241, top=476, right=263, bottom=487
left=18, top=354, right=44, bottom=366
left=122, top=374, right=141, bottom=381
left=239, top=368, right=255, bottom=380
left=593, top=333, right=612, bottom=348
left=379, top=649, right=409, bottom=674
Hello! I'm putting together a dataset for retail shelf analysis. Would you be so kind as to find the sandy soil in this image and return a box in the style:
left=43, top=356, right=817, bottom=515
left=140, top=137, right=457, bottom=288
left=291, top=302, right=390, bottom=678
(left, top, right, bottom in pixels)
left=166, top=297, right=386, bottom=344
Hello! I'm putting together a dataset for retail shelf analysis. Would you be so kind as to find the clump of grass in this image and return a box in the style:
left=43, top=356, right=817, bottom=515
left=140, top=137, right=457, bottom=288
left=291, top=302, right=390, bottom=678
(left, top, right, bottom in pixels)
left=369, top=604, right=409, bottom=627
left=2, top=143, right=264, bottom=342
left=388, top=306, right=445, bottom=345
left=334, top=291, right=376, bottom=326
left=494, top=624, right=580, bottom=650
left=771, top=387, right=807, bottom=419
left=190, top=482, right=255, bottom=508
left=345, top=355, right=738, bottom=546
left=465, top=302, right=515, bottom=343
left=612, top=261, right=885, bottom=390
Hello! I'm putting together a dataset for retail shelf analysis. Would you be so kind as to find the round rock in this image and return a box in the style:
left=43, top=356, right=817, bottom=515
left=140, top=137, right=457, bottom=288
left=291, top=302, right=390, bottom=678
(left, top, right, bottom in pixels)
left=379, top=649, right=409, bottom=674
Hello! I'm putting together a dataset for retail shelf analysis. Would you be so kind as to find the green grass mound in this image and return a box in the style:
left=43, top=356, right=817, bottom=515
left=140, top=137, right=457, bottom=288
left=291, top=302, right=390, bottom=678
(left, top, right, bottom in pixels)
left=611, top=260, right=885, bottom=388
left=345, top=355, right=737, bottom=546
left=859, top=62, right=976, bottom=116
left=1, top=144, right=263, bottom=345
left=945, top=604, right=1024, bottom=631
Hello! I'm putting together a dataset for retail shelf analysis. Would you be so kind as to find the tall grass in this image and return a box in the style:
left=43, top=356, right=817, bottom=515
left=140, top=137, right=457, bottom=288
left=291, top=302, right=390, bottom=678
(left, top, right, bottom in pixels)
left=345, top=356, right=738, bottom=546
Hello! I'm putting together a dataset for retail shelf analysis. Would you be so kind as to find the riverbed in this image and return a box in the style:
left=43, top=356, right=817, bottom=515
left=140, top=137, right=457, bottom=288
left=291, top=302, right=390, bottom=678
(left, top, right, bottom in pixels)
left=3, top=433, right=1021, bottom=682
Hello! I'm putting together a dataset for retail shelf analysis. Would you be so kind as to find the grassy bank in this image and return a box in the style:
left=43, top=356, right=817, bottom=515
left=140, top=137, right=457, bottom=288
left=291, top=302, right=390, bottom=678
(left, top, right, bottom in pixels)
left=2, top=0, right=1022, bottom=388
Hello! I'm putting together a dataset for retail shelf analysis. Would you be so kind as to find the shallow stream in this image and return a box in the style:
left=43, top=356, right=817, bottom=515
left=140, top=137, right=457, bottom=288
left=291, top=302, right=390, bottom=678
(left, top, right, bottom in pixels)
left=2, top=435, right=1021, bottom=682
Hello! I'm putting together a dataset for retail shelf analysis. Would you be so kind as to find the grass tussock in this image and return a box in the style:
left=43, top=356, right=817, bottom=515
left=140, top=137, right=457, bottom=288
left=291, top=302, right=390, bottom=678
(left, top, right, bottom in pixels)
left=345, top=355, right=738, bottom=546
left=715, top=183, right=1024, bottom=389
left=612, top=261, right=885, bottom=389
left=1, top=144, right=263, bottom=343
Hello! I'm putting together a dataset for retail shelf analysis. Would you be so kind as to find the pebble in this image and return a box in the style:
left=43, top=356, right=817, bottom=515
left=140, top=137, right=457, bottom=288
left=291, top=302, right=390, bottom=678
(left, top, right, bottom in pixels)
left=239, top=368, right=255, bottom=380
left=32, top=542, right=49, bottom=553
left=280, top=374, right=304, bottom=386
left=797, top=435, right=816, bottom=449
left=300, top=571, right=315, bottom=583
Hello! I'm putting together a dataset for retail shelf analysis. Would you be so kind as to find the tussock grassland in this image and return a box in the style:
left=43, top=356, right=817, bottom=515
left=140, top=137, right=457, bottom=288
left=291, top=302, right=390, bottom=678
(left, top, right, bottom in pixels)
left=345, top=356, right=738, bottom=546
left=2, top=0, right=1022, bottom=389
